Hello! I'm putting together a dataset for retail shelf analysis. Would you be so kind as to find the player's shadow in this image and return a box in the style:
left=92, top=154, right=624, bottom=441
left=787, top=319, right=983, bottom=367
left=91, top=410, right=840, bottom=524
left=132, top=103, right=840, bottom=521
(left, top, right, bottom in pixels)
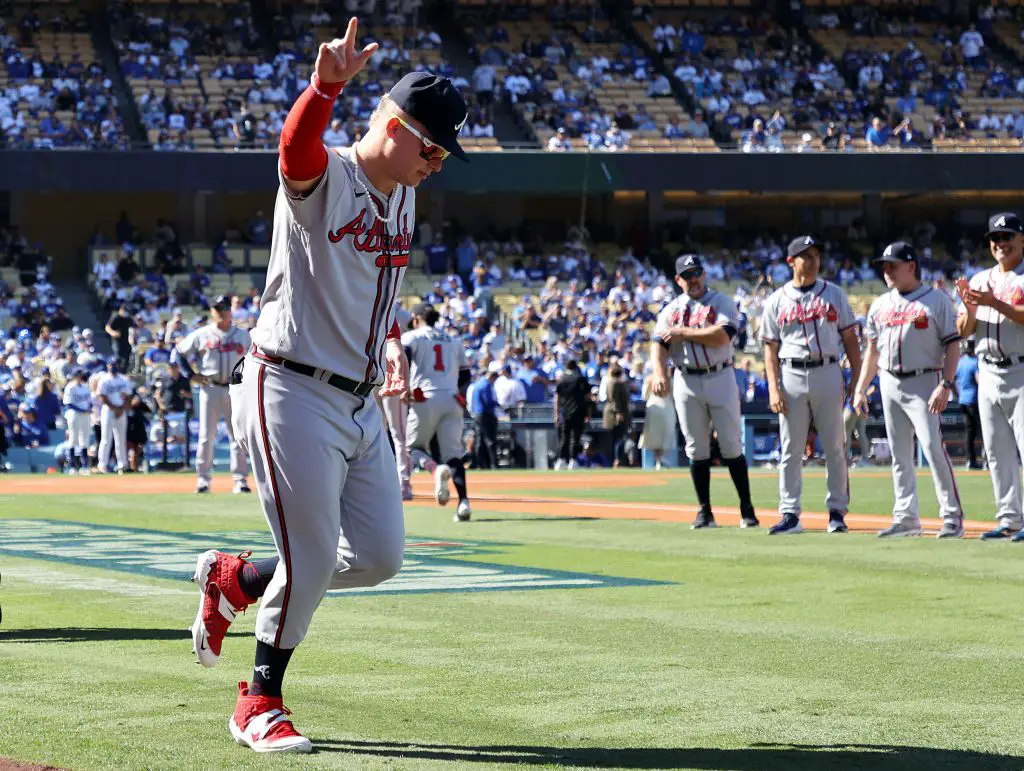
left=0, top=627, right=250, bottom=643
left=311, top=739, right=1024, bottom=770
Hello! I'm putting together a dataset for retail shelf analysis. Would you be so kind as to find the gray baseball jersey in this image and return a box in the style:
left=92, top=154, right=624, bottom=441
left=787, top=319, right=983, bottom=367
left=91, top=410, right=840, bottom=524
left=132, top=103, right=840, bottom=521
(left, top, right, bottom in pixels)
left=865, top=285, right=959, bottom=372
left=402, top=326, right=466, bottom=396
left=969, top=263, right=1024, bottom=368
left=175, top=324, right=251, bottom=384
left=251, top=145, right=415, bottom=384
left=760, top=279, right=857, bottom=360
left=654, top=289, right=739, bottom=369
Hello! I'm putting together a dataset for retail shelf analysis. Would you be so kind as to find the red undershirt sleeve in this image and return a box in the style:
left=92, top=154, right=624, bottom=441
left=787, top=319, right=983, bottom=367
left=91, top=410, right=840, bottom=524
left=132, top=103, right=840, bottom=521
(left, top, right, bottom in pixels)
left=387, top=320, right=401, bottom=341
left=279, top=74, right=345, bottom=182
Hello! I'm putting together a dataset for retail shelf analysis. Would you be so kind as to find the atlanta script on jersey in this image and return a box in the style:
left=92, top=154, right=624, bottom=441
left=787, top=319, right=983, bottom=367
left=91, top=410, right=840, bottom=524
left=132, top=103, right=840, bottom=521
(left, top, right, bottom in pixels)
left=759, top=279, right=857, bottom=361
left=866, top=285, right=959, bottom=372
left=653, top=289, right=739, bottom=369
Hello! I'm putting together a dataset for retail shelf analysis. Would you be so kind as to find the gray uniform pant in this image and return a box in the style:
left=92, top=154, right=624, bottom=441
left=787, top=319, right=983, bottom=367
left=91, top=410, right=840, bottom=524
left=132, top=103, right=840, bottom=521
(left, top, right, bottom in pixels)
left=778, top=363, right=849, bottom=516
left=196, top=383, right=248, bottom=485
left=879, top=371, right=963, bottom=526
left=381, top=394, right=411, bottom=485
left=231, top=358, right=405, bottom=650
left=978, top=365, right=1024, bottom=529
left=408, top=393, right=465, bottom=461
left=671, top=367, right=743, bottom=461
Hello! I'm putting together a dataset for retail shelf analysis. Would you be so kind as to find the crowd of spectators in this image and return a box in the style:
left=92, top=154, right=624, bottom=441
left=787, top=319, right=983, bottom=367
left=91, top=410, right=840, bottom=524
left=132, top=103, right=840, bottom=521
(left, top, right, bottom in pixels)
left=0, top=5, right=130, bottom=150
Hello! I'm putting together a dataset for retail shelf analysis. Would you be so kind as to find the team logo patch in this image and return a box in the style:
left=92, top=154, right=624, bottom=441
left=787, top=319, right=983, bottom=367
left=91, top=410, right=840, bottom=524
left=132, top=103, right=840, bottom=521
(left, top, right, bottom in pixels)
left=0, top=520, right=669, bottom=596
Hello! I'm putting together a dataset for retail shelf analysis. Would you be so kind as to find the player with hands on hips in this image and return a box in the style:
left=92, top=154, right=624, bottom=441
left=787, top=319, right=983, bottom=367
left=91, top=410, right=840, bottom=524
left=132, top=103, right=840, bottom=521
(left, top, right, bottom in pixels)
left=759, top=236, right=862, bottom=535
left=853, top=242, right=965, bottom=539
left=172, top=294, right=251, bottom=494
left=954, top=213, right=1024, bottom=541
left=186, top=16, right=470, bottom=755
left=651, top=255, right=759, bottom=529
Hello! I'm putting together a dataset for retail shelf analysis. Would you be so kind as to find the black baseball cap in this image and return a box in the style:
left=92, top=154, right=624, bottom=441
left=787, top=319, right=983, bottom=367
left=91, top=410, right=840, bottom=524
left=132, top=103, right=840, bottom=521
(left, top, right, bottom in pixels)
left=874, top=241, right=918, bottom=263
left=985, top=212, right=1024, bottom=238
left=675, top=254, right=703, bottom=277
left=211, top=294, right=231, bottom=311
left=388, top=72, right=469, bottom=162
left=787, top=235, right=824, bottom=258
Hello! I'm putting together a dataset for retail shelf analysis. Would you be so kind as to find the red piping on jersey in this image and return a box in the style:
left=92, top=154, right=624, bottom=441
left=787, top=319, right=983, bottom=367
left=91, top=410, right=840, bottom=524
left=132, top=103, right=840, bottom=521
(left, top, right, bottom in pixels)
left=257, top=364, right=292, bottom=648
left=809, top=282, right=827, bottom=360
left=375, top=192, right=408, bottom=374
left=361, top=191, right=393, bottom=383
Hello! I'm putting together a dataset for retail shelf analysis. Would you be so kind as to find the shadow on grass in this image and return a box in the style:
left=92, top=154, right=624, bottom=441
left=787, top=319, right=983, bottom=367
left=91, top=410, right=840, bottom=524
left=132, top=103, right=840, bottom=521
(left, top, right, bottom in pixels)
left=0, top=627, right=250, bottom=643
left=310, top=739, right=1024, bottom=770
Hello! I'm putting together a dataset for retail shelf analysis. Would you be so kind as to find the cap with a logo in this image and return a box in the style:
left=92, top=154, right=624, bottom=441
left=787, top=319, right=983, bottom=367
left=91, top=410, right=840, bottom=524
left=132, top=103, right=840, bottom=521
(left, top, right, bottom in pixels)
left=787, top=235, right=824, bottom=258
left=388, top=72, right=469, bottom=162
left=211, top=294, right=231, bottom=311
left=874, top=241, right=918, bottom=263
left=675, top=254, right=703, bottom=277
left=985, top=212, right=1024, bottom=237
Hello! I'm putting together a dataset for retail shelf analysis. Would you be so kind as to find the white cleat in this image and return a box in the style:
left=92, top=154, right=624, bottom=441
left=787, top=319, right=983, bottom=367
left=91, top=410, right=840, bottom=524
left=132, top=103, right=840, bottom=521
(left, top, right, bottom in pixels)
left=233, top=482, right=252, bottom=494
left=455, top=500, right=472, bottom=522
left=434, top=464, right=452, bottom=506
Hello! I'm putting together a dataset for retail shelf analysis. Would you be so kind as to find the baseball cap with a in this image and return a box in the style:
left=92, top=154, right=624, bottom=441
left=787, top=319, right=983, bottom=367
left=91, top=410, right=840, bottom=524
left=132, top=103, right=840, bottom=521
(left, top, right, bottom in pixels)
left=985, top=212, right=1024, bottom=238
left=675, top=254, right=704, bottom=277
left=787, top=235, right=824, bottom=258
left=874, top=241, right=918, bottom=263
left=388, top=72, right=470, bottom=162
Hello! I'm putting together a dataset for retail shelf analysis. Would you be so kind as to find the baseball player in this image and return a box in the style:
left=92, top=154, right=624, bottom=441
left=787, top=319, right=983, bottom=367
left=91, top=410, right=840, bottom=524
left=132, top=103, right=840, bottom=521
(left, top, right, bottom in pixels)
left=186, top=19, right=469, bottom=754
left=954, top=212, right=1024, bottom=541
left=402, top=302, right=473, bottom=521
left=382, top=301, right=413, bottom=500
left=760, top=235, right=862, bottom=535
left=172, top=294, right=251, bottom=494
left=853, top=242, right=964, bottom=538
left=96, top=359, right=133, bottom=474
left=62, top=368, right=92, bottom=474
left=650, top=255, right=759, bottom=529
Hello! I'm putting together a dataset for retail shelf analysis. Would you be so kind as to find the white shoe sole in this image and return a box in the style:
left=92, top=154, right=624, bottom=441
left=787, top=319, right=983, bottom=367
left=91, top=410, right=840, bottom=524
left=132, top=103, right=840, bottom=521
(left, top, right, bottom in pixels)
left=190, top=550, right=229, bottom=668
left=434, top=465, right=451, bottom=506
left=455, top=503, right=471, bottom=522
left=229, top=717, right=312, bottom=753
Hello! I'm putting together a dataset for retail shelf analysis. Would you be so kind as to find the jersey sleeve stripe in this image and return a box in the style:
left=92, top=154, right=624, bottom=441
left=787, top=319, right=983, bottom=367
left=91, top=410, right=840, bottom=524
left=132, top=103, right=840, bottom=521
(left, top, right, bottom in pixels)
left=361, top=192, right=391, bottom=383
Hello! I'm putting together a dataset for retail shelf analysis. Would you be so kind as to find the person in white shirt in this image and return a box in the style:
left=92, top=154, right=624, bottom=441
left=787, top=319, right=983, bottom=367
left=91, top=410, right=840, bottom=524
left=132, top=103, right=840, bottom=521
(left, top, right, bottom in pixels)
left=494, top=364, right=527, bottom=411
left=960, top=24, right=985, bottom=66
left=93, top=253, right=116, bottom=285
left=63, top=368, right=94, bottom=473
left=97, top=359, right=132, bottom=473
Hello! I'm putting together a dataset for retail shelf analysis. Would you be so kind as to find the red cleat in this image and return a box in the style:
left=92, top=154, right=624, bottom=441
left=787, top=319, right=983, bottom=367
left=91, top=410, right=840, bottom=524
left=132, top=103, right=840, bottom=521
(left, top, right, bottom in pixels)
left=228, top=681, right=312, bottom=753
left=190, top=550, right=253, bottom=668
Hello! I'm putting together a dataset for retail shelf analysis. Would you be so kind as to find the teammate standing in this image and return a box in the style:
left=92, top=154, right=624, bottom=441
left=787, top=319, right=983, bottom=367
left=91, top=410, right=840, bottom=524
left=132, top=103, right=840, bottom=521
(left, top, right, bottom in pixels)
left=853, top=242, right=965, bottom=538
left=382, top=300, right=413, bottom=500
left=954, top=213, right=1024, bottom=541
left=97, top=359, right=132, bottom=474
left=173, top=294, right=251, bottom=494
left=402, top=302, right=473, bottom=521
left=62, top=368, right=92, bottom=474
left=187, top=19, right=469, bottom=753
left=650, top=255, right=759, bottom=529
left=760, top=236, right=862, bottom=535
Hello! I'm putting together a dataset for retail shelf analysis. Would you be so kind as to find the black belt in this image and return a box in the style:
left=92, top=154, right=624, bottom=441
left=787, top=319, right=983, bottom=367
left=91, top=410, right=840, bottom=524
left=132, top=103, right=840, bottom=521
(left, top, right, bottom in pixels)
left=684, top=360, right=733, bottom=376
left=782, top=356, right=837, bottom=369
left=982, top=354, right=1024, bottom=368
left=250, top=347, right=376, bottom=397
left=883, top=368, right=939, bottom=379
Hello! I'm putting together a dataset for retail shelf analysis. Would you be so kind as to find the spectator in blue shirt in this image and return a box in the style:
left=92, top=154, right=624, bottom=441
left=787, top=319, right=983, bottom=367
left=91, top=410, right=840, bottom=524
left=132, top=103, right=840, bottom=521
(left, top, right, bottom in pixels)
left=517, top=355, right=550, bottom=403
left=955, top=339, right=982, bottom=469
left=866, top=117, right=889, bottom=148
left=424, top=233, right=450, bottom=274
left=13, top=405, right=46, bottom=448
left=470, top=363, right=500, bottom=469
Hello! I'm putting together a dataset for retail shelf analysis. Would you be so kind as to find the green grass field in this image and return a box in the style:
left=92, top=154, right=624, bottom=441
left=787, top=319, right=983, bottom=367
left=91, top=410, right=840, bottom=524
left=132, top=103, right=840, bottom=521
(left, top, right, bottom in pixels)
left=1, top=469, right=1023, bottom=770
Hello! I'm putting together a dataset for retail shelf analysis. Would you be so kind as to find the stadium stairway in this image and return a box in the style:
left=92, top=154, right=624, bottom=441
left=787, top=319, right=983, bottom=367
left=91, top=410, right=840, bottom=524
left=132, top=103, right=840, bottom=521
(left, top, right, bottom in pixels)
left=430, top=3, right=537, bottom=148
left=56, top=280, right=112, bottom=355
left=89, top=3, right=147, bottom=147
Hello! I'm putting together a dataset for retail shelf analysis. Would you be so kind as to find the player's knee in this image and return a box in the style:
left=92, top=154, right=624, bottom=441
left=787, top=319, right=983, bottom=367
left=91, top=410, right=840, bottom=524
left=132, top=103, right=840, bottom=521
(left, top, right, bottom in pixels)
left=362, top=540, right=404, bottom=586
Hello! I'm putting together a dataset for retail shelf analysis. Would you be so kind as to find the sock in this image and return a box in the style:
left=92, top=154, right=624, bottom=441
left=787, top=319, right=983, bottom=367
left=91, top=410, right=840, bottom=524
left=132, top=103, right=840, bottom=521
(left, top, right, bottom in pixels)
left=71, top=452, right=80, bottom=471
left=725, top=455, right=753, bottom=510
left=249, top=640, right=294, bottom=698
left=689, top=459, right=712, bottom=509
left=239, top=557, right=279, bottom=602
left=447, top=458, right=468, bottom=502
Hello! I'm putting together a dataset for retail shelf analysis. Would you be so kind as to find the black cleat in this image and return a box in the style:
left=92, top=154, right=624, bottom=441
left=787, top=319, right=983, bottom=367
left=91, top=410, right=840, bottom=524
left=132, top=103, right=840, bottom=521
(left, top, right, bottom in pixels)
left=691, top=506, right=717, bottom=530
left=740, top=504, right=760, bottom=529
left=828, top=510, right=849, bottom=534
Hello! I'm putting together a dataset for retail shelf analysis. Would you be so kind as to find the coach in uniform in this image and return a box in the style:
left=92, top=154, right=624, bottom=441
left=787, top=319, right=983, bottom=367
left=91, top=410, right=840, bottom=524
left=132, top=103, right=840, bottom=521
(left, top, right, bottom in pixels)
left=760, top=236, right=861, bottom=535
left=650, top=255, right=759, bottom=529
left=173, top=294, right=251, bottom=494
left=854, top=241, right=965, bottom=538
left=955, top=213, right=1024, bottom=540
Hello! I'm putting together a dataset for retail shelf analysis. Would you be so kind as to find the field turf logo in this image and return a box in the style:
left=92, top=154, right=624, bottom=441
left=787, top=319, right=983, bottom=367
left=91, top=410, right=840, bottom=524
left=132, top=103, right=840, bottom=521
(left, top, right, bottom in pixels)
left=0, top=520, right=665, bottom=596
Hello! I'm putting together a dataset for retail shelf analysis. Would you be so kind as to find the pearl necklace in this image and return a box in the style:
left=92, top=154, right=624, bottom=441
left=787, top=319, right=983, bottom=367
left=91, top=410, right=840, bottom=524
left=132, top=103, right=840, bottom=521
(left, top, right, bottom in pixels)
left=351, top=156, right=399, bottom=230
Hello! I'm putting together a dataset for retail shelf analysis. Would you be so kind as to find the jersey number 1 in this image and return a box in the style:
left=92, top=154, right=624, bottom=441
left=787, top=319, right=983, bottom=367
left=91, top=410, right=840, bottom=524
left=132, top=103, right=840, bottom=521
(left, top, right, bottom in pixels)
left=433, top=344, right=445, bottom=372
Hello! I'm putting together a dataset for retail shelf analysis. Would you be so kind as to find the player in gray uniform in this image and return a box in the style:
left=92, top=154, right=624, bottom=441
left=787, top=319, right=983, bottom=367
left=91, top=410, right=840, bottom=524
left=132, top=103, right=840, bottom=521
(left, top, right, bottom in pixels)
left=173, top=294, right=251, bottom=494
left=650, top=255, right=759, bottom=529
left=760, top=235, right=862, bottom=535
left=185, top=20, right=469, bottom=754
left=954, top=213, right=1024, bottom=541
left=382, top=301, right=413, bottom=500
left=402, top=302, right=473, bottom=521
left=853, top=242, right=965, bottom=538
